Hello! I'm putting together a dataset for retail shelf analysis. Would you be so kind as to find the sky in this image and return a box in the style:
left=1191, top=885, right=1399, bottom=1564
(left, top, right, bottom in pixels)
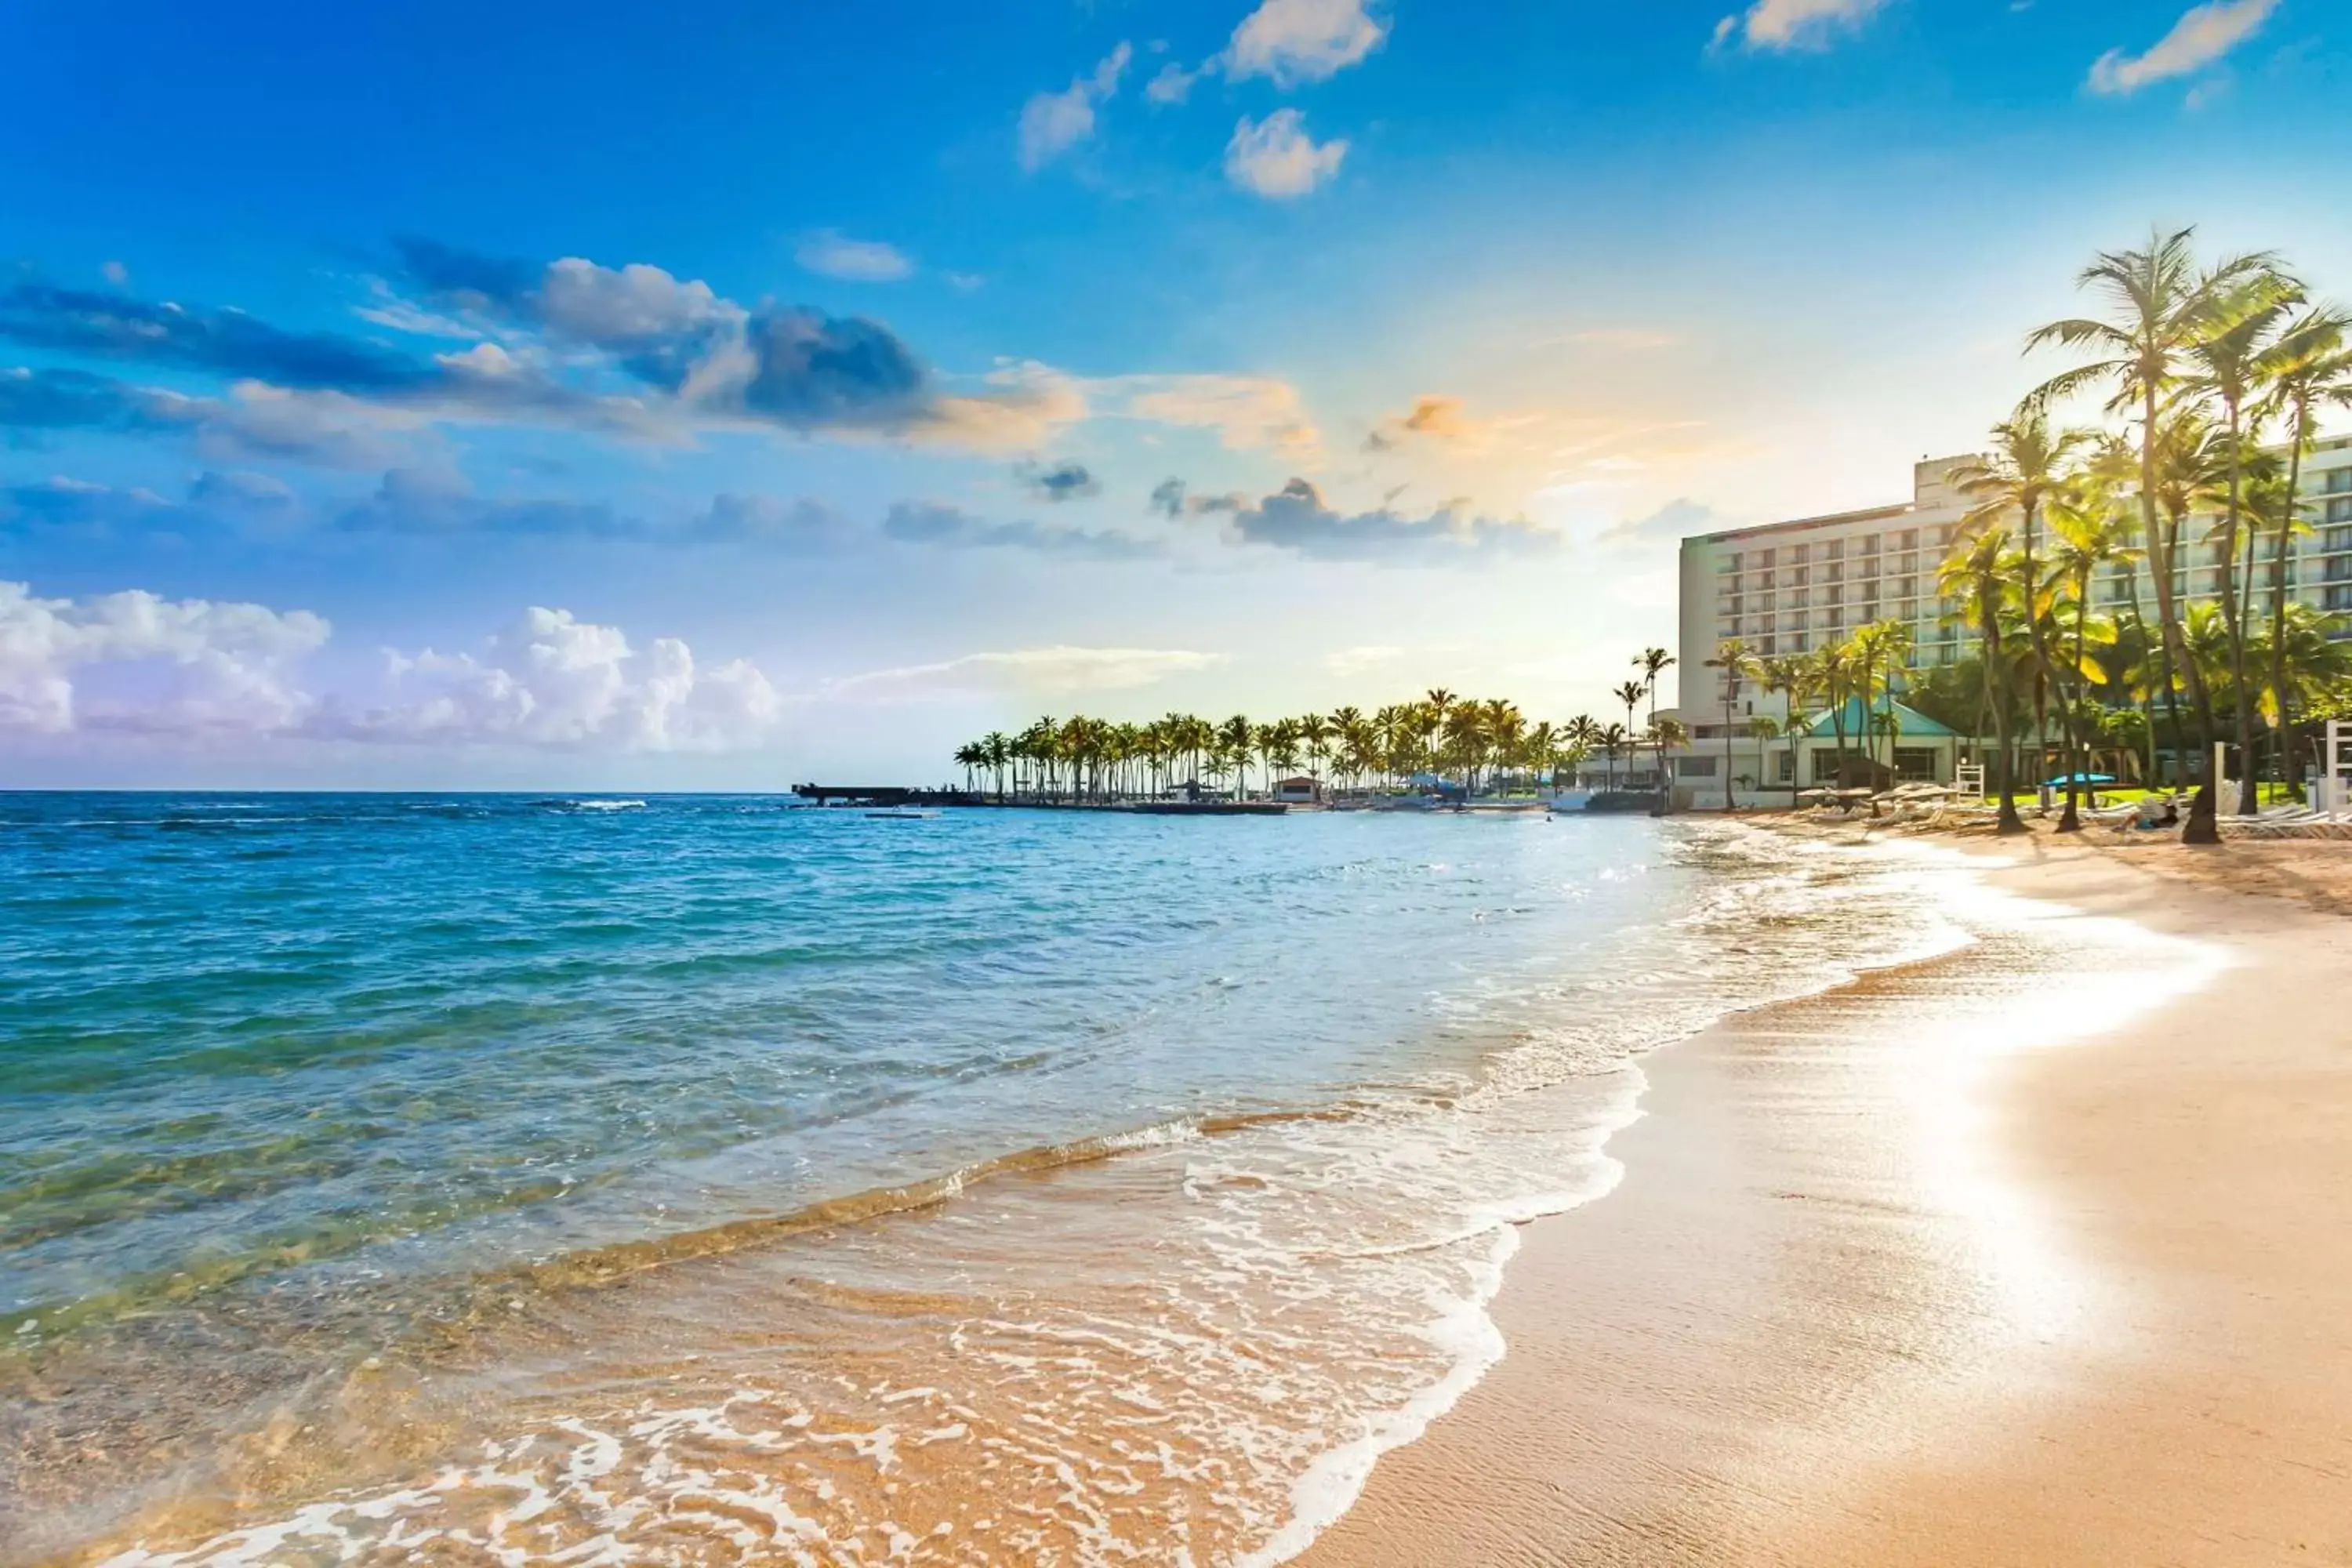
left=2, top=0, right=2344, bottom=787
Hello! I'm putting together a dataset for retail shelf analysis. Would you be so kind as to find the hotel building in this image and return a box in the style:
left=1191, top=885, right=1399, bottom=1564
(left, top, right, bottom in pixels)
left=1677, top=437, right=2352, bottom=722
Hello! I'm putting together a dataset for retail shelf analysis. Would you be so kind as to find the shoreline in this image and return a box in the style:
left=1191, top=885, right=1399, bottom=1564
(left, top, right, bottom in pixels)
left=1294, top=828, right=2352, bottom=1566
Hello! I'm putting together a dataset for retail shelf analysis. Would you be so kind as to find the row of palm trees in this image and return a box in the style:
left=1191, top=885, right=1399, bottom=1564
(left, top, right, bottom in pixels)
left=1707, top=228, right=2352, bottom=840
left=1974, top=227, right=2348, bottom=839
left=950, top=658, right=1694, bottom=804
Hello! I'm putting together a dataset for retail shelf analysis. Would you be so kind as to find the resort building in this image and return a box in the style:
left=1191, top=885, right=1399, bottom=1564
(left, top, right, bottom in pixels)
left=1675, top=439, right=2352, bottom=720
left=1659, top=437, right=2352, bottom=804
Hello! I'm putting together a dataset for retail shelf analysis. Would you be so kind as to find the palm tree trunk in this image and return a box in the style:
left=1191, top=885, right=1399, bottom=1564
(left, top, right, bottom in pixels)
left=2273, top=417, right=2307, bottom=800
left=2220, top=403, right=2259, bottom=815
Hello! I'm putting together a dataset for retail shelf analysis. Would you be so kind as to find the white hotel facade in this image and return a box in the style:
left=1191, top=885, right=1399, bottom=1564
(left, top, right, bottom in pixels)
left=1675, top=437, right=2352, bottom=728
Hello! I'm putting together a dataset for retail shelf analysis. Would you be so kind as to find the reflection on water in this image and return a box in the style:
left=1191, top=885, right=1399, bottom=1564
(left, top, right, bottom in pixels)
left=1, top=800, right=1987, bottom=1565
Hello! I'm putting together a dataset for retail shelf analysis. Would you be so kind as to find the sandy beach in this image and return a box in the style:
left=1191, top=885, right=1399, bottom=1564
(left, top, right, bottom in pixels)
left=1300, top=829, right=2352, bottom=1567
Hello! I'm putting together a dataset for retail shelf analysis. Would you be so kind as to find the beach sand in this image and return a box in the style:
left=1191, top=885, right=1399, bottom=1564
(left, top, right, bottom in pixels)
left=1297, top=832, right=2352, bottom=1566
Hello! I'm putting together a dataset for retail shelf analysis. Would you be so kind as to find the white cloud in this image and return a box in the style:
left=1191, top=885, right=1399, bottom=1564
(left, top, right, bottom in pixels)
left=1019, top=42, right=1134, bottom=170
left=0, top=583, right=781, bottom=753
left=1225, top=110, right=1348, bottom=199
left=1145, top=61, right=1200, bottom=104
left=2088, top=0, right=2280, bottom=94
left=1715, top=0, right=1889, bottom=51
left=1090, top=372, right=1321, bottom=454
left=0, top=579, right=328, bottom=737
left=1225, top=0, right=1387, bottom=86
left=1324, top=644, right=1406, bottom=677
left=829, top=646, right=1220, bottom=702
left=535, top=257, right=742, bottom=344
left=795, top=230, right=916, bottom=282
left=332, top=608, right=782, bottom=751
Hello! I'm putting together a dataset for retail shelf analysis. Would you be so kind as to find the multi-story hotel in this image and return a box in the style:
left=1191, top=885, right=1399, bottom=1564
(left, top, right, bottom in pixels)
left=1676, top=437, right=2352, bottom=720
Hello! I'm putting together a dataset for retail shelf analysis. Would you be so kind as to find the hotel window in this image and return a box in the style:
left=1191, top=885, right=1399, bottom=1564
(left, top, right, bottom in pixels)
left=1794, top=567, right=1810, bottom=586
left=1828, top=586, right=1843, bottom=607
left=2322, top=470, right=2352, bottom=495
left=1860, top=536, right=1881, bottom=556
left=2326, top=527, right=2352, bottom=553
left=1793, top=590, right=1811, bottom=608
left=1824, top=539, right=1843, bottom=559
left=1826, top=562, right=1843, bottom=583
left=1758, top=548, right=1777, bottom=567
left=2328, top=498, right=2352, bottom=524
left=1792, top=543, right=1810, bottom=563
left=1760, top=592, right=1777, bottom=611
left=1900, top=528, right=1919, bottom=550
left=1760, top=570, right=1777, bottom=589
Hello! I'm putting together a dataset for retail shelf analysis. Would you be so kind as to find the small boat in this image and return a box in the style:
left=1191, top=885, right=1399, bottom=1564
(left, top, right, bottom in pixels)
left=865, top=809, right=938, bottom=819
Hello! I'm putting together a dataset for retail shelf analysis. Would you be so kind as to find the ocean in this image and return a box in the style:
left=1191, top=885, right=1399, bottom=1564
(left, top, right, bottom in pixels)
left=0, top=794, right=1967, bottom=1566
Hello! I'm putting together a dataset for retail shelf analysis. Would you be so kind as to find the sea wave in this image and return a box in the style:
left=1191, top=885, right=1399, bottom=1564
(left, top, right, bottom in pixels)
left=39, top=825, right=1992, bottom=1568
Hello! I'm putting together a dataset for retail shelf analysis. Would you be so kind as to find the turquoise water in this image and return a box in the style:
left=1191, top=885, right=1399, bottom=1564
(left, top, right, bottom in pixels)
left=0, top=795, right=1954, bottom=1565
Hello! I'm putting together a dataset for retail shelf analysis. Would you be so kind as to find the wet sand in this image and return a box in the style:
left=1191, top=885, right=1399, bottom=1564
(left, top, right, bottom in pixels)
left=1298, top=833, right=2352, bottom=1566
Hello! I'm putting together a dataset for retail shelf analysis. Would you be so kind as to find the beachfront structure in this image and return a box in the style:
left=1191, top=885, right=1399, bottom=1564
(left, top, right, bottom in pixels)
left=1675, top=440, right=2352, bottom=723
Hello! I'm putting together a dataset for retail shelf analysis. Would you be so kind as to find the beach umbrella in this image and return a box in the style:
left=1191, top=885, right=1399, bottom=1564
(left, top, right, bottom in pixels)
left=2042, top=771, right=2118, bottom=787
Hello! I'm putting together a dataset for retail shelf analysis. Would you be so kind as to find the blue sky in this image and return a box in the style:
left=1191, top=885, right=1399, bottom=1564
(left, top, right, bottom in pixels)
left=2, top=0, right=2343, bottom=786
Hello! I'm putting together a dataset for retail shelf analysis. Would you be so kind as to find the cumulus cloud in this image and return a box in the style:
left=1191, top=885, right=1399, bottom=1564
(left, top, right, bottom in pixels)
left=2, top=578, right=782, bottom=752
left=1225, top=110, right=1348, bottom=199
left=882, top=499, right=1160, bottom=559
left=1225, top=0, right=1388, bottom=85
left=1019, top=42, right=1134, bottom=170
left=323, top=607, right=780, bottom=751
left=0, top=579, right=327, bottom=736
left=829, top=645, right=1219, bottom=701
left=1216, top=477, right=1559, bottom=561
left=795, top=230, right=916, bottom=283
left=1713, top=0, right=1889, bottom=51
left=2089, top=0, right=2280, bottom=94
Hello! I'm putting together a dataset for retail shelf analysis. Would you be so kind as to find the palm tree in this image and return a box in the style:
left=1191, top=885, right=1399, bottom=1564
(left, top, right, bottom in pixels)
left=2254, top=305, right=2352, bottom=797
left=2184, top=263, right=2304, bottom=811
left=1218, top=714, right=1254, bottom=798
left=1805, top=641, right=1854, bottom=786
left=1853, top=619, right=1915, bottom=784
left=1941, top=524, right=2027, bottom=833
left=2029, top=227, right=2277, bottom=844
left=1563, top=714, right=1603, bottom=793
left=1748, top=713, right=1782, bottom=802
left=1634, top=648, right=1675, bottom=729
left=1598, top=722, right=1629, bottom=793
left=1757, top=654, right=1809, bottom=801
left=1612, top=679, right=1646, bottom=750
left=1646, top=715, right=1687, bottom=813
left=1952, top=405, right=2092, bottom=826
left=1704, top=637, right=1758, bottom=811
left=2049, top=499, right=2135, bottom=807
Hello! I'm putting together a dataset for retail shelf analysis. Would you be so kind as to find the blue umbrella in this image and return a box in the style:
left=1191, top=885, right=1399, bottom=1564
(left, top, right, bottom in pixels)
left=2043, top=771, right=2118, bottom=787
